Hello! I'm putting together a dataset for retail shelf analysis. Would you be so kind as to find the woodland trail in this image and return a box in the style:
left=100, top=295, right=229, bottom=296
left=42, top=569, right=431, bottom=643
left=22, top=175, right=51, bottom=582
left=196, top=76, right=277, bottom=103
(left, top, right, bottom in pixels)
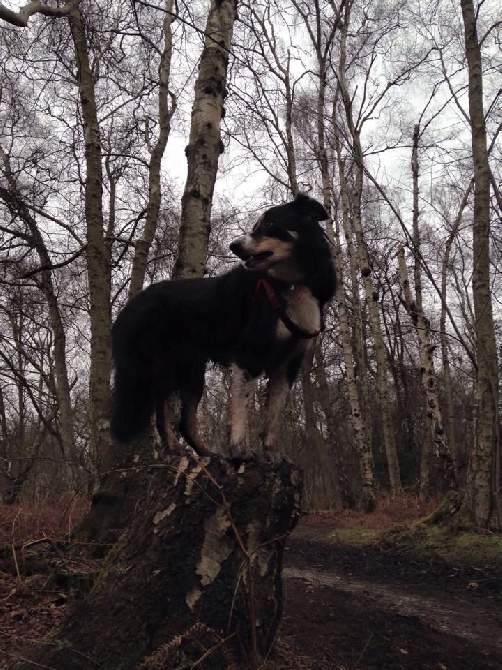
left=278, top=520, right=502, bottom=669
left=284, top=565, right=502, bottom=657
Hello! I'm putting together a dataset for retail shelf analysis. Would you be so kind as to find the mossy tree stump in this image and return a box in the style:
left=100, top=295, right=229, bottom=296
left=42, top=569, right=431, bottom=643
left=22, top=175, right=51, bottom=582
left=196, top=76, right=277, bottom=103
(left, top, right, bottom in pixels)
left=22, top=454, right=302, bottom=669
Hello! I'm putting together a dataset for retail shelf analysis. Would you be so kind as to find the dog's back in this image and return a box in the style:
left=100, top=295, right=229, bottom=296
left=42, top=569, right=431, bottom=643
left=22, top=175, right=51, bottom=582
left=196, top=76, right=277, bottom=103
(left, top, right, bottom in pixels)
left=110, top=269, right=259, bottom=442
left=110, top=194, right=336, bottom=458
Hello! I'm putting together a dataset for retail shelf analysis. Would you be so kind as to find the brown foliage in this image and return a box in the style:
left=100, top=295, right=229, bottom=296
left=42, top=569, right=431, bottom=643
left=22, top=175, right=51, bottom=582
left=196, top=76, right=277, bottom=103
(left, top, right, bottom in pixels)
left=0, top=495, right=88, bottom=550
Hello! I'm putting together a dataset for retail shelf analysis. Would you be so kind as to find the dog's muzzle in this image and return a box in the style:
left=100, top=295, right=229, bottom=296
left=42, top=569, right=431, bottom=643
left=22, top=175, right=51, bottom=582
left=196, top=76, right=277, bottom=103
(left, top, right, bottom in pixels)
left=230, top=236, right=273, bottom=269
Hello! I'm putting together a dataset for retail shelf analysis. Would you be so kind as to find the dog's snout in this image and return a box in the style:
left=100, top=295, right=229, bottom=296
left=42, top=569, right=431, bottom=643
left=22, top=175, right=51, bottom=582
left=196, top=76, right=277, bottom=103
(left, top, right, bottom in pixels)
left=230, top=236, right=248, bottom=258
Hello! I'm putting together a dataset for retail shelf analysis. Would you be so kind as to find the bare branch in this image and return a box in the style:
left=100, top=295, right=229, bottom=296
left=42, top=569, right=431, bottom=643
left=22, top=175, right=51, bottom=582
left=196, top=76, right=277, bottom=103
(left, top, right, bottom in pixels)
left=0, top=0, right=77, bottom=27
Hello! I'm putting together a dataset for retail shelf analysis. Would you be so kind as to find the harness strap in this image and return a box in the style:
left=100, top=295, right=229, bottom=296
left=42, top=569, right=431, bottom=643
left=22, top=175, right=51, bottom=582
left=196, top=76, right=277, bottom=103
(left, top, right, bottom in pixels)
left=252, top=278, right=323, bottom=340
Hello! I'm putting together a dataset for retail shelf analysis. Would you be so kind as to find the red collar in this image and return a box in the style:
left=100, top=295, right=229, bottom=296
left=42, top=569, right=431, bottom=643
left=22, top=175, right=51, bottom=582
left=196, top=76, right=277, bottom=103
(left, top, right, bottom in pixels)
left=252, top=278, right=323, bottom=339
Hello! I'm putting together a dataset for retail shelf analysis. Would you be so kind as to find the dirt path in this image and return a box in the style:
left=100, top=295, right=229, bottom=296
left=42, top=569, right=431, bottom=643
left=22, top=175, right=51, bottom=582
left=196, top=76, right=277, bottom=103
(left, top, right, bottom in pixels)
left=284, top=565, right=502, bottom=656
left=277, top=525, right=502, bottom=669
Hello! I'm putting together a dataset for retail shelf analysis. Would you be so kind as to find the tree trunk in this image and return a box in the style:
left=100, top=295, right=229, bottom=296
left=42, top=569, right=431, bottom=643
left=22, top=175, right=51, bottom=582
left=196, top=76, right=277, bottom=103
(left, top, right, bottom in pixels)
left=69, top=4, right=112, bottom=476
left=459, top=0, right=499, bottom=528
left=22, top=454, right=301, bottom=670
left=0, top=148, right=77, bottom=483
left=396, top=125, right=457, bottom=493
left=397, top=246, right=457, bottom=492
left=335, top=231, right=376, bottom=509
left=128, top=0, right=176, bottom=298
left=439, top=185, right=473, bottom=477
left=300, top=347, right=340, bottom=509
left=173, top=0, right=236, bottom=279
left=332, top=137, right=376, bottom=506
left=336, top=13, right=401, bottom=495
left=299, top=10, right=376, bottom=506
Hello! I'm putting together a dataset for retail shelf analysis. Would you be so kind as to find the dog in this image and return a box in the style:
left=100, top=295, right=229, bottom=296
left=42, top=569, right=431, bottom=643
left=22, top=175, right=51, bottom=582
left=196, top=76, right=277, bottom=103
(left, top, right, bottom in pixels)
left=110, top=193, right=336, bottom=460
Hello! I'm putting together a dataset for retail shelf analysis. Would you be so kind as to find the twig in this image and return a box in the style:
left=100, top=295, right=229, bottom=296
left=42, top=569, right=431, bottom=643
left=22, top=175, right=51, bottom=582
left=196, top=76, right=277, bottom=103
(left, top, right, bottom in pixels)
left=11, top=508, right=22, bottom=582
left=11, top=542, right=21, bottom=581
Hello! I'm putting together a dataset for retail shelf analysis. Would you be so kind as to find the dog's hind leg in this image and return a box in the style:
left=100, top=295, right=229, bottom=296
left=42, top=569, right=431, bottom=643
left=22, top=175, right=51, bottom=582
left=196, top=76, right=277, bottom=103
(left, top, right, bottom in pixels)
left=156, top=396, right=185, bottom=455
left=178, top=365, right=214, bottom=457
left=179, top=391, right=214, bottom=457
left=228, top=364, right=257, bottom=460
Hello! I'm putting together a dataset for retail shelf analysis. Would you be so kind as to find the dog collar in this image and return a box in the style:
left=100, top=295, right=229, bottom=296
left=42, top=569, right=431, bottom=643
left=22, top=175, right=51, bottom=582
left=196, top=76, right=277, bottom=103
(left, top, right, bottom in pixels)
left=252, top=278, right=323, bottom=339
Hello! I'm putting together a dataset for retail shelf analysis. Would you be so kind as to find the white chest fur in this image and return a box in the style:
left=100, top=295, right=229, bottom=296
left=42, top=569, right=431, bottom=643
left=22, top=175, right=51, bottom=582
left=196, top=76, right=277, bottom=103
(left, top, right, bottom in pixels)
left=276, top=285, right=321, bottom=340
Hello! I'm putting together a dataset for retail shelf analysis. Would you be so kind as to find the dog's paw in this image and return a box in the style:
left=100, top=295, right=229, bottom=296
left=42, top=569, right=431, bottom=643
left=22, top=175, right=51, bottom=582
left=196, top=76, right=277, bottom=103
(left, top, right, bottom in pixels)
left=162, top=443, right=188, bottom=458
left=228, top=444, right=257, bottom=463
left=263, top=449, right=293, bottom=466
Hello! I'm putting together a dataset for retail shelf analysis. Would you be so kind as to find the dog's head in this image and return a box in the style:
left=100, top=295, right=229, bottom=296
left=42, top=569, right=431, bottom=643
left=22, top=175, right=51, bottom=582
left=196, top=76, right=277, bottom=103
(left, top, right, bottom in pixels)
left=230, top=194, right=335, bottom=299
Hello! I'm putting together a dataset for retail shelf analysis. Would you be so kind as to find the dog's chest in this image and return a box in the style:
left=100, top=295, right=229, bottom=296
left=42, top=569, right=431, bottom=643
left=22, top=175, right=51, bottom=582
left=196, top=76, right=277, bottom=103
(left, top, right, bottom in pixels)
left=276, top=286, right=321, bottom=339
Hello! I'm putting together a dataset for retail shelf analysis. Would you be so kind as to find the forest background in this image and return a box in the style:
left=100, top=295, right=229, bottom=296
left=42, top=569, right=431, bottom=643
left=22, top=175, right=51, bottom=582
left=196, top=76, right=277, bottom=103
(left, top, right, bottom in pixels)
left=0, top=0, right=500, bottom=528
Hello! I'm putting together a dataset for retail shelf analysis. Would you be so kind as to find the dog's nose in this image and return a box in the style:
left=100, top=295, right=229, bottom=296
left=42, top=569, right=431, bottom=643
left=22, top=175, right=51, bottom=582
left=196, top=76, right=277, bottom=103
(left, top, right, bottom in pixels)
left=230, top=237, right=246, bottom=258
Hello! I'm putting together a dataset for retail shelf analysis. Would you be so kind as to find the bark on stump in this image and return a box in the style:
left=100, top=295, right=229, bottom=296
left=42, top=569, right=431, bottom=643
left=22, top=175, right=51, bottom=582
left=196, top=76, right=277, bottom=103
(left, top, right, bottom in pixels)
left=23, top=454, right=302, bottom=669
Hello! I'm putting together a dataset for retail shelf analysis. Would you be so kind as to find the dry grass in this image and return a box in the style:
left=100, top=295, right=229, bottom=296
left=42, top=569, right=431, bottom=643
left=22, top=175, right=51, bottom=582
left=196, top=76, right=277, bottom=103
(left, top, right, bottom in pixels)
left=335, top=492, right=441, bottom=529
left=303, top=492, right=442, bottom=539
left=0, top=494, right=89, bottom=551
left=0, top=492, right=437, bottom=552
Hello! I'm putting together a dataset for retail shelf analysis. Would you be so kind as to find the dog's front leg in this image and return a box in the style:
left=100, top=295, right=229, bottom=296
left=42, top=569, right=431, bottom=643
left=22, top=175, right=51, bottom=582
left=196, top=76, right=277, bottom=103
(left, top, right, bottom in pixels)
left=262, top=349, right=307, bottom=461
left=261, top=372, right=291, bottom=463
left=228, top=364, right=257, bottom=460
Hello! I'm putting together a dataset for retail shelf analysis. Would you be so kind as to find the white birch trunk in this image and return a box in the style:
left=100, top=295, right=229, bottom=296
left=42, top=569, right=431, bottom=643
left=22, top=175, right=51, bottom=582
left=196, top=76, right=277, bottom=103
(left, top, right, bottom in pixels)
left=336, top=15, right=401, bottom=495
left=173, top=0, right=236, bottom=278
left=69, top=3, right=112, bottom=476
left=459, top=0, right=499, bottom=528
left=397, top=247, right=457, bottom=492
left=128, top=0, right=176, bottom=298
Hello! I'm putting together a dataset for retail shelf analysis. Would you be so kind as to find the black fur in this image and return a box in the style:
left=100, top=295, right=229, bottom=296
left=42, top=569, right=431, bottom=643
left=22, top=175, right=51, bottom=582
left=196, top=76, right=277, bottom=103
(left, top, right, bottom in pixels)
left=110, top=194, right=336, bottom=459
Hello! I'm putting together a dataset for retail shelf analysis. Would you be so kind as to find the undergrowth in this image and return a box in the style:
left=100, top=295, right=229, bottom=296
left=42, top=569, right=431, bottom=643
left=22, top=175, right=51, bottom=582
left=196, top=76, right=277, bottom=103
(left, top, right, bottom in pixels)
left=0, top=495, right=88, bottom=551
left=306, top=492, right=502, bottom=568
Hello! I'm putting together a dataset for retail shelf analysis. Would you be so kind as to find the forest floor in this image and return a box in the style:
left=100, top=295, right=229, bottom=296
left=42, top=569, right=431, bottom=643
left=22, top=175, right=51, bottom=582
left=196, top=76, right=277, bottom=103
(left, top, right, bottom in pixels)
left=1, top=495, right=501, bottom=670
left=277, top=510, right=502, bottom=670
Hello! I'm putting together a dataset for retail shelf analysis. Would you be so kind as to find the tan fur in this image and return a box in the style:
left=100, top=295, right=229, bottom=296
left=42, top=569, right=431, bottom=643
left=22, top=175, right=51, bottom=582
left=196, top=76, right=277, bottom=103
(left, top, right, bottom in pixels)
left=228, top=364, right=256, bottom=456
left=276, top=286, right=321, bottom=340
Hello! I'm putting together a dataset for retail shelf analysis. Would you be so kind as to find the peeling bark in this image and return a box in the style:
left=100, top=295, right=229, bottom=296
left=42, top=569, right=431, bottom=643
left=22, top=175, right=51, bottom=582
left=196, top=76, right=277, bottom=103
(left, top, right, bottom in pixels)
left=397, top=246, right=457, bottom=492
left=22, top=454, right=301, bottom=669
left=173, top=0, right=237, bottom=279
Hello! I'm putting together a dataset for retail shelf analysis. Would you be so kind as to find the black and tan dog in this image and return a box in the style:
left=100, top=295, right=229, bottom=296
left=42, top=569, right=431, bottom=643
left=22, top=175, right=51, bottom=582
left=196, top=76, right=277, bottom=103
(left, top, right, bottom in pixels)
left=110, top=193, right=336, bottom=460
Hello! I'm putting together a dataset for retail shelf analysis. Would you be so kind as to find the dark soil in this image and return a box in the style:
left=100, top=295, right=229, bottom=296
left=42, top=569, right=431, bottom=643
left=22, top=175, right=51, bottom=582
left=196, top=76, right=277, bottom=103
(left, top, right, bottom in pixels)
left=277, top=515, right=502, bottom=670
left=1, top=512, right=501, bottom=669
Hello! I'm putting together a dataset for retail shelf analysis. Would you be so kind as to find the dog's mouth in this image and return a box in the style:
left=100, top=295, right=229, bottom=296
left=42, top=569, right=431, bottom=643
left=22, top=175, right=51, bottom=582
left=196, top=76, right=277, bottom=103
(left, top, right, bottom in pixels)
left=243, top=250, right=274, bottom=269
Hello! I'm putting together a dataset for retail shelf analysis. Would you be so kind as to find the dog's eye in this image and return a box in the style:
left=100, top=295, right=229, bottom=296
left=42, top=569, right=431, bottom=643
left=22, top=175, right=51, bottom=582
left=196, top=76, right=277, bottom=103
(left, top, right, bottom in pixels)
left=255, top=220, right=279, bottom=235
left=253, top=220, right=272, bottom=233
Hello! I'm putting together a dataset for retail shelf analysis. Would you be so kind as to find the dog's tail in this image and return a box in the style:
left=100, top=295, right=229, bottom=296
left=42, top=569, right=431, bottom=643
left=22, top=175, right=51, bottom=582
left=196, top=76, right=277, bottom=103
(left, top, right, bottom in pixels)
left=110, top=325, right=156, bottom=443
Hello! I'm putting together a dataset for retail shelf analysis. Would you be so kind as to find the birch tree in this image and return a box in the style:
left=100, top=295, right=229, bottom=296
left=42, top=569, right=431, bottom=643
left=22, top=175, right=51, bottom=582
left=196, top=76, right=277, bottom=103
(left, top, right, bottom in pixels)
left=292, top=0, right=377, bottom=505
left=127, top=0, right=176, bottom=298
left=173, top=0, right=237, bottom=278
left=333, top=0, right=404, bottom=494
left=396, top=125, right=457, bottom=493
left=0, top=150, right=78, bottom=483
left=0, top=0, right=185, bottom=479
left=458, top=0, right=499, bottom=528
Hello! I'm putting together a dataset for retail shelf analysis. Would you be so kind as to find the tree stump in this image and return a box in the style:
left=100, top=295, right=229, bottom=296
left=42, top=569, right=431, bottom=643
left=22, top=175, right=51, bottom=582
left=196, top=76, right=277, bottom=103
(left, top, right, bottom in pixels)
left=22, top=454, right=302, bottom=669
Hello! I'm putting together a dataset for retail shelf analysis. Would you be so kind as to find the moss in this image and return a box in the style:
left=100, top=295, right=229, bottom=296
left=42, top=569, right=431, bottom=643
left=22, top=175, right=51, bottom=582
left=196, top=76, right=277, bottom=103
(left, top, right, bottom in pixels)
left=48, top=570, right=95, bottom=596
left=378, top=523, right=502, bottom=569
left=95, top=529, right=131, bottom=581
left=448, top=532, right=502, bottom=565
left=329, top=528, right=379, bottom=544
left=327, top=515, right=502, bottom=571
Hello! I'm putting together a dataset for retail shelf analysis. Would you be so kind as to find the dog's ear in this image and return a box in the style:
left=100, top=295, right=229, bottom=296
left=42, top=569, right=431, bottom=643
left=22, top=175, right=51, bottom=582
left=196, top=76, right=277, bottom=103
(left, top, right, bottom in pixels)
left=294, top=193, right=329, bottom=222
